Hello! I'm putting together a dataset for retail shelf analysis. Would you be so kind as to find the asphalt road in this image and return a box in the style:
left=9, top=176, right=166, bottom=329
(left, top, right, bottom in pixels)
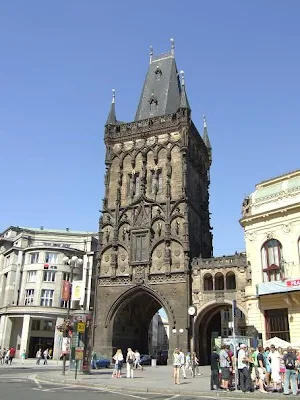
left=0, top=373, right=220, bottom=400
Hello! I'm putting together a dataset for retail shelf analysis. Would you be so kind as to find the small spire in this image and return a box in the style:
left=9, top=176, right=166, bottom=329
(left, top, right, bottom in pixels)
left=149, top=45, right=154, bottom=64
left=203, top=115, right=212, bottom=150
left=179, top=70, right=190, bottom=110
left=105, top=89, right=117, bottom=125
left=170, top=38, right=175, bottom=56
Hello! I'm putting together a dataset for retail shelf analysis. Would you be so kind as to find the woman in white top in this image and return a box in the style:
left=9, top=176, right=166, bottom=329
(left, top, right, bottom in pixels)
left=173, top=348, right=181, bottom=384
left=113, top=349, right=124, bottom=378
left=126, top=348, right=135, bottom=378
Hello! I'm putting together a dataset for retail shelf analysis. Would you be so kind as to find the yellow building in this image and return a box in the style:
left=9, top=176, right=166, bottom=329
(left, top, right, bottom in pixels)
left=240, top=169, right=300, bottom=345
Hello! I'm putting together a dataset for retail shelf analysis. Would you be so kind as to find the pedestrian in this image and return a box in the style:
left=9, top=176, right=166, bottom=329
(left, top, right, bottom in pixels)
left=283, top=346, right=298, bottom=396
left=173, top=348, right=181, bottom=385
left=185, top=352, right=192, bottom=376
left=257, top=346, right=267, bottom=393
left=134, top=350, right=143, bottom=370
left=1, top=348, right=6, bottom=365
left=237, top=344, right=251, bottom=393
left=48, top=348, right=53, bottom=359
left=21, top=349, right=26, bottom=367
left=36, top=349, right=42, bottom=365
left=91, top=351, right=97, bottom=369
left=263, top=347, right=271, bottom=387
left=9, top=347, right=15, bottom=364
left=5, top=348, right=10, bottom=364
left=112, top=349, right=123, bottom=378
left=179, top=348, right=186, bottom=379
left=268, top=344, right=281, bottom=392
left=219, top=344, right=230, bottom=391
left=126, top=347, right=135, bottom=378
left=43, top=348, right=49, bottom=365
left=210, top=347, right=220, bottom=390
left=192, top=352, right=201, bottom=376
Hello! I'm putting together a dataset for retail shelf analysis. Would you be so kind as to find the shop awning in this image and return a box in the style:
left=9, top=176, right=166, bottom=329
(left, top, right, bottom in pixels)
left=257, top=281, right=300, bottom=296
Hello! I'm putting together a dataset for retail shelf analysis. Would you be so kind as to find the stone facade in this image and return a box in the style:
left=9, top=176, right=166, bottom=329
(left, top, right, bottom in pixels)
left=94, top=44, right=213, bottom=358
left=240, top=169, right=300, bottom=345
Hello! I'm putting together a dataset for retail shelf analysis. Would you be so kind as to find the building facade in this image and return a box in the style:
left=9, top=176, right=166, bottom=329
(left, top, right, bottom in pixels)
left=95, top=41, right=213, bottom=358
left=240, top=169, right=300, bottom=345
left=0, top=226, right=97, bottom=358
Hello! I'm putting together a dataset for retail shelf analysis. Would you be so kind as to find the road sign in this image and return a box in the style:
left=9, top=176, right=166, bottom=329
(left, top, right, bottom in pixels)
left=75, top=349, right=84, bottom=360
left=77, top=322, right=86, bottom=333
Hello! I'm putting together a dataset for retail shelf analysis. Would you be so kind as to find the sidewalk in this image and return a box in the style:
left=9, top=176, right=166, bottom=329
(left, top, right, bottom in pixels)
left=34, top=364, right=288, bottom=398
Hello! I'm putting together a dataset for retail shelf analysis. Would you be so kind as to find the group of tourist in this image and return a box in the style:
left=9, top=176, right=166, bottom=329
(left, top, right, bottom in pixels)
left=0, top=347, right=16, bottom=365
left=172, top=349, right=200, bottom=384
left=211, top=343, right=300, bottom=395
left=112, top=348, right=143, bottom=378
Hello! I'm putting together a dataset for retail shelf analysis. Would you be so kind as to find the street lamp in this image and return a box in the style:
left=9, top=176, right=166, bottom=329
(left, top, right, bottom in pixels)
left=188, top=305, right=197, bottom=378
left=172, top=327, right=184, bottom=349
left=61, top=255, right=83, bottom=376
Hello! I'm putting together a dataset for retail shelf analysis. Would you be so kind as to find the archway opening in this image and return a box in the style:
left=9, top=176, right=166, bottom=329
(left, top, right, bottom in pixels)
left=215, top=273, right=224, bottom=290
left=196, top=303, right=246, bottom=365
left=204, top=273, right=213, bottom=290
left=112, top=289, right=169, bottom=360
left=226, top=272, right=236, bottom=290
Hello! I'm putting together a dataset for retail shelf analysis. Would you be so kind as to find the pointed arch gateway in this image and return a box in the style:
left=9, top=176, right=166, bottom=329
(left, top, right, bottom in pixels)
left=105, top=285, right=175, bottom=356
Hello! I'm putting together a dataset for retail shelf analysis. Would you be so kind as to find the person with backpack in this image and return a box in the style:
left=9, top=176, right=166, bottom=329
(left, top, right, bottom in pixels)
left=283, top=346, right=298, bottom=396
left=126, top=348, right=135, bottom=378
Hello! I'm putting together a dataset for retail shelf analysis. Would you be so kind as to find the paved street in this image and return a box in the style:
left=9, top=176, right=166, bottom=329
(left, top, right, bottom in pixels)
left=0, top=360, right=295, bottom=399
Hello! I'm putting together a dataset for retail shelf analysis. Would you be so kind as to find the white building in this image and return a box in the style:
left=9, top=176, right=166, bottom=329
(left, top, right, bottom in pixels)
left=0, top=226, right=97, bottom=358
left=240, top=169, right=300, bottom=344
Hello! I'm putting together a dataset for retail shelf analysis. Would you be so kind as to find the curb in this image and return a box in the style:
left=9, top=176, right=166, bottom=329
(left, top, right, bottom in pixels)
left=33, top=375, right=278, bottom=398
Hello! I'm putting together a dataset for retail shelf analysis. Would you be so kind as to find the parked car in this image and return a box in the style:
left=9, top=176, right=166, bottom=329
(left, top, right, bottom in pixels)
left=140, top=354, right=151, bottom=365
left=91, top=356, right=110, bottom=369
left=157, top=350, right=168, bottom=365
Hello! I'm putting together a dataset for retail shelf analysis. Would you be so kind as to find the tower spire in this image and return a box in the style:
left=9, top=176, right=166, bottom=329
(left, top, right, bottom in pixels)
left=105, top=89, right=117, bottom=125
left=203, top=115, right=212, bottom=163
left=149, top=45, right=154, bottom=64
left=179, top=70, right=191, bottom=110
left=170, top=38, right=175, bottom=56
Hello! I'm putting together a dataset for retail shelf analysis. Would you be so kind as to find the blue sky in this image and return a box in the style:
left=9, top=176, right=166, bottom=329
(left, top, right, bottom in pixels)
left=0, top=1, right=299, bottom=256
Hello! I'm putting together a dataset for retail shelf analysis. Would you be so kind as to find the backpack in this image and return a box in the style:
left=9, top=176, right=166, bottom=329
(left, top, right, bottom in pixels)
left=285, top=355, right=295, bottom=370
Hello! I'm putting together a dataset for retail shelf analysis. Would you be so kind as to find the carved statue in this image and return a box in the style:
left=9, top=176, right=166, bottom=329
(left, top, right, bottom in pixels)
left=157, top=222, right=162, bottom=237
left=175, top=220, right=180, bottom=235
left=105, top=228, right=110, bottom=242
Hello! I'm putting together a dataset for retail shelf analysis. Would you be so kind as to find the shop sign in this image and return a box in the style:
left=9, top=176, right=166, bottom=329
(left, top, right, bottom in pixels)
left=286, top=279, right=300, bottom=287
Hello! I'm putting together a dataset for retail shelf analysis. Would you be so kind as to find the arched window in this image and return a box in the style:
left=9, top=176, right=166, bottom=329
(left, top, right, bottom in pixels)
left=226, top=271, right=236, bottom=290
left=215, top=272, right=224, bottom=291
left=203, top=273, right=213, bottom=291
left=261, top=239, right=282, bottom=282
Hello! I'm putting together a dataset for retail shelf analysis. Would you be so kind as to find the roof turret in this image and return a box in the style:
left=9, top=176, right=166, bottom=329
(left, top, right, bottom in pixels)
left=105, top=89, right=117, bottom=125
left=179, top=70, right=191, bottom=110
left=203, top=115, right=212, bottom=163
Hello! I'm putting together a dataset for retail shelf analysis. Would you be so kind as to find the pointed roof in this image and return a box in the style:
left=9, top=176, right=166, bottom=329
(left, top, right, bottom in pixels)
left=135, top=40, right=182, bottom=121
left=203, top=116, right=211, bottom=149
left=105, top=89, right=117, bottom=125
left=179, top=70, right=190, bottom=110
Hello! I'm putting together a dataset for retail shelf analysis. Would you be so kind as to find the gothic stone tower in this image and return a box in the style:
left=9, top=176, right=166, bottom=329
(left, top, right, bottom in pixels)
left=95, top=41, right=213, bottom=358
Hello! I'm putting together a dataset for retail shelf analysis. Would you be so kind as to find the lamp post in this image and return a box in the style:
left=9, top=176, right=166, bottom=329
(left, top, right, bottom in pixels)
left=172, top=327, right=184, bottom=349
left=61, top=255, right=83, bottom=376
left=188, top=305, right=197, bottom=378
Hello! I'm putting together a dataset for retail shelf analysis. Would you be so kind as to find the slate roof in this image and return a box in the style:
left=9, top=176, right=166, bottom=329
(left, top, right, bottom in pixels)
left=135, top=51, right=183, bottom=121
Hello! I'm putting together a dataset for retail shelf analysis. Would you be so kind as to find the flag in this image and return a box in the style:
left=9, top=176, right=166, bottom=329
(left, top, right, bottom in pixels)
left=61, top=280, right=71, bottom=302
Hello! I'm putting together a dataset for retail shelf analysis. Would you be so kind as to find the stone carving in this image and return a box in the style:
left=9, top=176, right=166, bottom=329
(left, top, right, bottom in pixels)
left=157, top=250, right=162, bottom=258
left=174, top=249, right=181, bottom=257
left=157, top=222, right=162, bottom=237
left=104, top=255, right=110, bottom=262
left=175, top=220, right=180, bottom=235
left=266, top=231, right=274, bottom=240
left=245, top=232, right=256, bottom=242
left=105, top=228, right=110, bottom=242
left=282, top=223, right=291, bottom=234
left=98, top=277, right=131, bottom=286
left=148, top=273, right=186, bottom=284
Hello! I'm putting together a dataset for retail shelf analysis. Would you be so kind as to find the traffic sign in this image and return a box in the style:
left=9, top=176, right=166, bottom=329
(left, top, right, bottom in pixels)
left=77, top=322, right=86, bottom=333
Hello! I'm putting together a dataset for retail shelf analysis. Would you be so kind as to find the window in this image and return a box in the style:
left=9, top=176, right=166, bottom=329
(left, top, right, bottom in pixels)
left=223, top=310, right=230, bottom=321
left=27, top=271, right=36, bottom=283
left=215, top=272, right=224, bottom=290
left=24, top=289, right=34, bottom=306
left=30, top=252, right=39, bottom=264
left=60, top=300, right=68, bottom=308
left=226, top=272, right=236, bottom=290
left=261, top=239, right=282, bottom=282
left=40, top=289, right=54, bottom=307
left=150, top=169, right=163, bottom=194
left=265, top=308, right=290, bottom=342
left=132, top=232, right=148, bottom=262
left=6, top=255, right=11, bottom=267
left=203, top=273, right=213, bottom=290
left=63, top=272, right=70, bottom=281
left=43, top=270, right=56, bottom=282
left=31, top=319, right=41, bottom=331
left=43, top=320, right=54, bottom=331
left=127, top=173, right=140, bottom=197
left=45, top=252, right=57, bottom=263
